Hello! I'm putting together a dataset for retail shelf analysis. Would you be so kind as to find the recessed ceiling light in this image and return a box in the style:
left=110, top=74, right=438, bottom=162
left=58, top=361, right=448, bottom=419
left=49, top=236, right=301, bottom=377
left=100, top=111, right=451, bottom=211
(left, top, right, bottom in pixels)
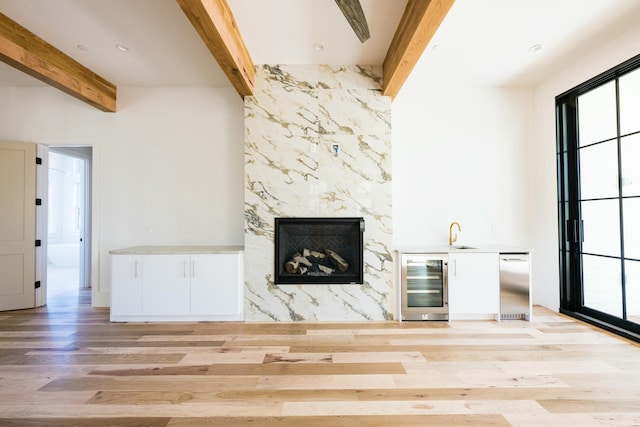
left=77, top=44, right=88, bottom=51
left=115, top=43, right=130, bottom=52
left=313, top=44, right=324, bottom=52
left=529, top=44, right=543, bottom=53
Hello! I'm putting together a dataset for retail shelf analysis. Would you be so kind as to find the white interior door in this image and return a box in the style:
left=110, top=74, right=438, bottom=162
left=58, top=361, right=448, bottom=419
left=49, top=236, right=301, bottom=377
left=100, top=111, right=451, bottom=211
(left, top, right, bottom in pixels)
left=0, top=141, right=36, bottom=311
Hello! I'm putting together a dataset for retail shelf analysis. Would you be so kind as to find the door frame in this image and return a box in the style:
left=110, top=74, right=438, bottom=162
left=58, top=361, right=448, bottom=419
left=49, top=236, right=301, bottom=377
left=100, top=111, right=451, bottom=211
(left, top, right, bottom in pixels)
left=35, top=145, right=48, bottom=307
left=48, top=146, right=93, bottom=291
left=39, top=138, right=102, bottom=307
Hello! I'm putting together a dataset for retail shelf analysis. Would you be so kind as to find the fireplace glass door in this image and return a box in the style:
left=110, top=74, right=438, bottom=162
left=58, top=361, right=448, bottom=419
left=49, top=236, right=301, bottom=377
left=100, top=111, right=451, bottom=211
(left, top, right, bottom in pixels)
left=274, top=217, right=364, bottom=285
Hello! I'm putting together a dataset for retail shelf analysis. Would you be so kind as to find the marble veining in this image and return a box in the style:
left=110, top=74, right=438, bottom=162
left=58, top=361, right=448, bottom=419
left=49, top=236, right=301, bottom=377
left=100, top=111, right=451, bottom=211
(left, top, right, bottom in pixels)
left=244, top=65, right=392, bottom=321
left=317, top=65, right=383, bottom=90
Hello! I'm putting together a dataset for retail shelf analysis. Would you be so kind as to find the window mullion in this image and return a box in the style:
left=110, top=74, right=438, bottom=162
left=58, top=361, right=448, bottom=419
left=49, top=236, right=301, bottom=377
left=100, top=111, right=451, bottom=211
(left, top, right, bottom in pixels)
left=615, top=76, right=627, bottom=320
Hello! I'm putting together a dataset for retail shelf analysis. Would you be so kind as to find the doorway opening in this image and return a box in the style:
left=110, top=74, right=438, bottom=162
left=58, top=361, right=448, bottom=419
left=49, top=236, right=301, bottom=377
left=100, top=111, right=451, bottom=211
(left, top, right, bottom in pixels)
left=47, top=147, right=92, bottom=300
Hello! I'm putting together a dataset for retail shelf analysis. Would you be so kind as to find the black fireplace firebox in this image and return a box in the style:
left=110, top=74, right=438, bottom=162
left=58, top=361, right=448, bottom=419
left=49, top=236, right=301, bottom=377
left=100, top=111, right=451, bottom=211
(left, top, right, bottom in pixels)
left=274, top=217, right=364, bottom=285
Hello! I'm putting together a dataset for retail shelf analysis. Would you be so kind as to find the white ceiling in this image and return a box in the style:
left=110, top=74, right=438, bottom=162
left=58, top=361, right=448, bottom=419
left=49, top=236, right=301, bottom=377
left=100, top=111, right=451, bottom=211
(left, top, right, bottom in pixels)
left=416, top=0, right=640, bottom=86
left=0, top=0, right=639, bottom=91
left=0, top=0, right=229, bottom=87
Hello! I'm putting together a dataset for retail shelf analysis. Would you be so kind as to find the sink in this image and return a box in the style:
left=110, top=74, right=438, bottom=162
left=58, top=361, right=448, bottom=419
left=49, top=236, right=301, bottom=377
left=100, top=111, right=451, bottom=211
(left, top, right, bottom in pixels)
left=450, top=245, right=477, bottom=250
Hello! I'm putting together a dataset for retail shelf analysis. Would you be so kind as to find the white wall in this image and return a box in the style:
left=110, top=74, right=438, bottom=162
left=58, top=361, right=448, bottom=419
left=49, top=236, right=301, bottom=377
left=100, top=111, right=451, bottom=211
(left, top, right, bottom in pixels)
left=392, top=84, right=533, bottom=248
left=0, top=86, right=245, bottom=306
left=531, top=23, right=640, bottom=311
left=5, top=18, right=638, bottom=313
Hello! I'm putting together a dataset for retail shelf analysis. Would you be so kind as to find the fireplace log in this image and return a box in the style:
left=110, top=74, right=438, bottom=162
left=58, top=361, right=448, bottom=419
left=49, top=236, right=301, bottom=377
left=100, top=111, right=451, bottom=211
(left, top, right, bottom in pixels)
left=284, top=248, right=349, bottom=276
left=285, top=260, right=299, bottom=274
left=326, top=248, right=349, bottom=272
left=303, top=248, right=326, bottom=260
left=293, top=255, right=313, bottom=267
left=318, top=264, right=335, bottom=275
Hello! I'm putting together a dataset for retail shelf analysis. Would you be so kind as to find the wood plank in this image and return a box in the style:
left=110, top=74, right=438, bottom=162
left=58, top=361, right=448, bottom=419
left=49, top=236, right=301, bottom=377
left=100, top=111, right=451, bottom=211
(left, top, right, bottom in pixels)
left=39, top=375, right=259, bottom=392
left=1, top=293, right=640, bottom=424
left=176, top=0, right=254, bottom=99
left=0, top=419, right=170, bottom=427
left=215, top=386, right=640, bottom=402
left=90, top=365, right=210, bottom=376
left=538, top=398, right=640, bottom=413
left=166, top=415, right=510, bottom=426
left=0, top=12, right=116, bottom=112
left=0, top=353, right=185, bottom=365
left=382, top=0, right=455, bottom=100
left=206, top=362, right=406, bottom=376
left=89, top=362, right=405, bottom=376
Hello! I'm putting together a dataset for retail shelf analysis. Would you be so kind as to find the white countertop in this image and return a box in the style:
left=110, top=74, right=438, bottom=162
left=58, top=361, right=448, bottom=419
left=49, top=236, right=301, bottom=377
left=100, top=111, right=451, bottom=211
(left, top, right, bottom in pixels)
left=393, top=244, right=531, bottom=254
left=109, top=245, right=244, bottom=255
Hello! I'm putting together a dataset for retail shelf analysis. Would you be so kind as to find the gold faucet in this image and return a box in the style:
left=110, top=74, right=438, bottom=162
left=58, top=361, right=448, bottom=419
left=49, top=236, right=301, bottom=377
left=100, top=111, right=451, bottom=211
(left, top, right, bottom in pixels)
left=449, top=221, right=461, bottom=246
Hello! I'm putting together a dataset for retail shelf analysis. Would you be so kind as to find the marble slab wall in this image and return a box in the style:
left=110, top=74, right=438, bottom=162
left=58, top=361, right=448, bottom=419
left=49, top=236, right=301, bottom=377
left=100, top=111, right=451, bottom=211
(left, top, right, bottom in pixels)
left=244, top=65, right=392, bottom=321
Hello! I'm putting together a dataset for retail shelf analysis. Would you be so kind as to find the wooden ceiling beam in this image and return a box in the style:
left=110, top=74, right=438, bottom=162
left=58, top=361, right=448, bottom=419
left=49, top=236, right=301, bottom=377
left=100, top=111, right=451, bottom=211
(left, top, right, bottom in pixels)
left=0, top=12, right=117, bottom=112
left=177, top=0, right=254, bottom=99
left=383, top=0, right=455, bottom=100
left=335, top=0, right=370, bottom=43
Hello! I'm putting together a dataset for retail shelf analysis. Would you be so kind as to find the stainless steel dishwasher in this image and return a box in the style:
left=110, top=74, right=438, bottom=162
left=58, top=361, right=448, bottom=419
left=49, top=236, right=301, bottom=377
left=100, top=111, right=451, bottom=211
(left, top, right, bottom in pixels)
left=499, top=253, right=530, bottom=320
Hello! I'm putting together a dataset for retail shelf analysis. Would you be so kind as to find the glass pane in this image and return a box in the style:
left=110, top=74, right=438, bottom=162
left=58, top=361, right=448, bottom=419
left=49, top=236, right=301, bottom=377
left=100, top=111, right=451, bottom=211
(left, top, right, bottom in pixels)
left=406, top=277, right=443, bottom=292
left=625, top=260, right=640, bottom=323
left=583, top=255, right=622, bottom=317
left=578, top=81, right=617, bottom=146
left=623, top=198, right=640, bottom=260
left=621, top=134, right=640, bottom=197
left=579, top=141, right=619, bottom=199
left=580, top=199, right=620, bottom=257
left=620, top=68, right=640, bottom=136
left=407, top=292, right=443, bottom=308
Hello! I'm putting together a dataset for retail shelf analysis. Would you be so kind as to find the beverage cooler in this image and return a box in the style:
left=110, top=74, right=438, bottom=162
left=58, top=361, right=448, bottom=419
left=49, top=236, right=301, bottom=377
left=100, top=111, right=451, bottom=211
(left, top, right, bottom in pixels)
left=400, top=253, right=449, bottom=320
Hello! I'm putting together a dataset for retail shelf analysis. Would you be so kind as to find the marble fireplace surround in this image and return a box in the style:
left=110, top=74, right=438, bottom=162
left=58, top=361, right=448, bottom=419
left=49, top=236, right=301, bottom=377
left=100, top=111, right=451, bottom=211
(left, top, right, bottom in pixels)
left=244, top=65, right=392, bottom=321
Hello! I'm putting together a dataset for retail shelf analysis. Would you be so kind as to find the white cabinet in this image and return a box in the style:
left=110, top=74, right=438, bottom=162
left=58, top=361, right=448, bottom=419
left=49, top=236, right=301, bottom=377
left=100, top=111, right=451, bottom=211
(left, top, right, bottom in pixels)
left=111, top=255, right=143, bottom=317
left=448, top=252, right=499, bottom=320
left=190, top=253, right=242, bottom=316
left=142, top=254, right=190, bottom=316
left=110, top=246, right=243, bottom=322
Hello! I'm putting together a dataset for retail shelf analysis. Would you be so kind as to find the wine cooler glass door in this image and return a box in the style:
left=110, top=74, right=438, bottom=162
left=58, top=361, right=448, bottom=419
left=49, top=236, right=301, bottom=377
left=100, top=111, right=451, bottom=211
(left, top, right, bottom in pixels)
left=401, top=254, right=448, bottom=320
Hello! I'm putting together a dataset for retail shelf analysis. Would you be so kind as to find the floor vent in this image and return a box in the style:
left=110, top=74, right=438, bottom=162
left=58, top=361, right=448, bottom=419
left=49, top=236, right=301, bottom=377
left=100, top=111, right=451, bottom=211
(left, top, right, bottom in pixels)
left=501, top=313, right=526, bottom=320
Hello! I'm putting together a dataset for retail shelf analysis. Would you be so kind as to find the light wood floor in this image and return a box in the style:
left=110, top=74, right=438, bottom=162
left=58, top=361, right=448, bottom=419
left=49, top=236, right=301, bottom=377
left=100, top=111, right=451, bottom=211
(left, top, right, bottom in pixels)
left=0, top=290, right=639, bottom=426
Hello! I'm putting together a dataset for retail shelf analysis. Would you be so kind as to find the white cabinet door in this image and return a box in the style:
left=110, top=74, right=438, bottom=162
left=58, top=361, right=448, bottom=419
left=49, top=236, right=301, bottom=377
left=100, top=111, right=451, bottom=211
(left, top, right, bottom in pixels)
left=111, top=255, right=143, bottom=316
left=191, top=253, right=242, bottom=316
left=142, top=254, right=190, bottom=316
left=449, top=252, right=499, bottom=316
